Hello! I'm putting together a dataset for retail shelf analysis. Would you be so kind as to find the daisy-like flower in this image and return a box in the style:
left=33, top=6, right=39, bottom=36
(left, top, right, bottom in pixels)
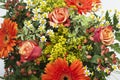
left=46, top=29, right=54, bottom=36
left=32, top=7, right=41, bottom=14
left=40, top=36, right=47, bottom=42
left=96, top=66, right=101, bottom=71
left=112, top=64, right=118, bottom=70
left=0, top=19, right=17, bottom=58
left=42, top=13, right=48, bottom=18
left=24, top=20, right=33, bottom=29
left=104, top=67, right=110, bottom=74
left=40, top=19, right=46, bottom=25
left=38, top=25, right=45, bottom=31
left=84, top=66, right=91, bottom=76
left=40, top=1, right=47, bottom=6
left=42, top=58, right=90, bottom=80
left=25, top=0, right=33, bottom=9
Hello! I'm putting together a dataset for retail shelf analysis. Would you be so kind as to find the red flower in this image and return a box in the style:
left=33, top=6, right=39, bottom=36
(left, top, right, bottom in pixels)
left=49, top=8, right=70, bottom=27
left=93, top=27, right=102, bottom=42
left=19, top=41, right=42, bottom=62
left=42, top=58, right=90, bottom=80
left=0, top=18, right=17, bottom=58
left=65, top=0, right=101, bottom=14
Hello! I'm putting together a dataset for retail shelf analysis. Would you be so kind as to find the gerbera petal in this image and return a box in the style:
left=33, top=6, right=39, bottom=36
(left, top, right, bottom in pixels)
left=42, top=58, right=90, bottom=80
left=0, top=18, right=17, bottom=58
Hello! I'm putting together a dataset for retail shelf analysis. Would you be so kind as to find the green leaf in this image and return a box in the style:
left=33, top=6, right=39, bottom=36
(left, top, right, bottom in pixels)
left=0, top=4, right=5, bottom=9
left=30, top=75, right=38, bottom=80
left=105, top=11, right=112, bottom=25
left=115, top=32, right=120, bottom=41
left=113, top=13, right=119, bottom=30
left=90, top=55, right=102, bottom=64
left=110, top=43, right=120, bottom=54
left=0, top=0, right=5, bottom=3
left=113, top=13, right=119, bottom=26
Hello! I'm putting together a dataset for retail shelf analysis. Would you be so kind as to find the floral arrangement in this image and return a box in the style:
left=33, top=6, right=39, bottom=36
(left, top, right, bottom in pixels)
left=0, top=0, right=120, bottom=80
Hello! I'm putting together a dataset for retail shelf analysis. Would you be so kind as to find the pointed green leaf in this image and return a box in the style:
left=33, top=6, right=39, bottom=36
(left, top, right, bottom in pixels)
left=0, top=4, right=5, bottom=9
left=105, top=11, right=112, bottom=25
left=110, top=43, right=120, bottom=54
left=90, top=55, right=103, bottom=64
left=115, top=32, right=120, bottom=42
left=0, top=0, right=5, bottom=3
left=113, top=13, right=119, bottom=30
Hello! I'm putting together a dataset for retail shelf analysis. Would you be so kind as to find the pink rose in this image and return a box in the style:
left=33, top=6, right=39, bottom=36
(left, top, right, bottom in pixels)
left=19, top=41, right=42, bottom=62
left=48, top=8, right=70, bottom=27
left=93, top=26, right=114, bottom=45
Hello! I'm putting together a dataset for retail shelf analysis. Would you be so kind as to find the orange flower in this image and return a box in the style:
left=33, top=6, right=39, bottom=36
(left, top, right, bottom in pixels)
left=42, top=58, right=90, bottom=80
left=0, top=18, right=17, bottom=58
left=48, top=8, right=70, bottom=27
left=100, top=26, right=114, bottom=45
left=65, top=0, right=101, bottom=14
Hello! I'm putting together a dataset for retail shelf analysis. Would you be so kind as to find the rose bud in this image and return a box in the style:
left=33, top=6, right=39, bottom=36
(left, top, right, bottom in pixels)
left=20, top=68, right=25, bottom=74
left=26, top=11, right=31, bottom=18
left=100, top=45, right=106, bottom=50
left=89, top=27, right=95, bottom=33
left=113, top=59, right=117, bottom=64
left=83, top=39, right=88, bottom=44
left=19, top=41, right=42, bottom=62
left=16, top=61, right=21, bottom=67
left=89, top=35, right=94, bottom=41
left=97, top=58, right=102, bottom=64
left=10, top=56, right=15, bottom=60
left=111, top=53, right=116, bottom=59
left=86, top=55, right=92, bottom=59
left=28, top=70, right=32, bottom=75
left=78, top=45, right=82, bottom=49
left=101, top=50, right=105, bottom=56
left=104, top=48, right=109, bottom=53
left=33, top=71, right=37, bottom=74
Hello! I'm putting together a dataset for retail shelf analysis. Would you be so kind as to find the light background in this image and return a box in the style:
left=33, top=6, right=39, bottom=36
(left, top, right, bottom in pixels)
left=0, top=0, right=120, bottom=79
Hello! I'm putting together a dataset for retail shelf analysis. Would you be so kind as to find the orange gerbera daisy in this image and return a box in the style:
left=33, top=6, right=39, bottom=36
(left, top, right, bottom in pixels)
left=0, top=18, right=17, bottom=58
left=65, top=0, right=101, bottom=14
left=42, top=58, right=90, bottom=80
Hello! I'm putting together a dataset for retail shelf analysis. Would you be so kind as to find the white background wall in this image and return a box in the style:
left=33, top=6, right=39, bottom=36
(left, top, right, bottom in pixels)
left=0, top=0, right=120, bottom=79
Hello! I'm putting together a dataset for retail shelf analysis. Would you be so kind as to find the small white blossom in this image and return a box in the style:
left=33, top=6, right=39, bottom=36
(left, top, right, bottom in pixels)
left=40, top=19, right=46, bottom=25
left=24, top=0, right=33, bottom=9
left=96, top=66, right=101, bottom=71
left=40, top=36, right=47, bottom=42
left=42, top=13, right=48, bottom=18
left=84, top=66, right=91, bottom=76
left=46, top=29, right=54, bottom=36
left=40, top=1, right=47, bottom=6
left=32, top=8, right=41, bottom=14
left=104, top=67, right=110, bottom=74
left=52, top=23, right=58, bottom=28
left=38, top=25, right=45, bottom=31
left=32, top=14, right=39, bottom=21
left=112, top=64, right=118, bottom=70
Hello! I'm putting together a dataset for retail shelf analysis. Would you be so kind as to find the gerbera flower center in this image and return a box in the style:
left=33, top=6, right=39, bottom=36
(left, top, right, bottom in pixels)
left=4, top=34, right=10, bottom=44
left=78, top=3, right=81, bottom=6
left=60, top=74, right=71, bottom=80
left=63, top=76, right=68, bottom=80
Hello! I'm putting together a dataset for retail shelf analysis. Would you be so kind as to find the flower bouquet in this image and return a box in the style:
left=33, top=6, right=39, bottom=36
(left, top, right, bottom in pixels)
left=0, top=0, right=120, bottom=80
